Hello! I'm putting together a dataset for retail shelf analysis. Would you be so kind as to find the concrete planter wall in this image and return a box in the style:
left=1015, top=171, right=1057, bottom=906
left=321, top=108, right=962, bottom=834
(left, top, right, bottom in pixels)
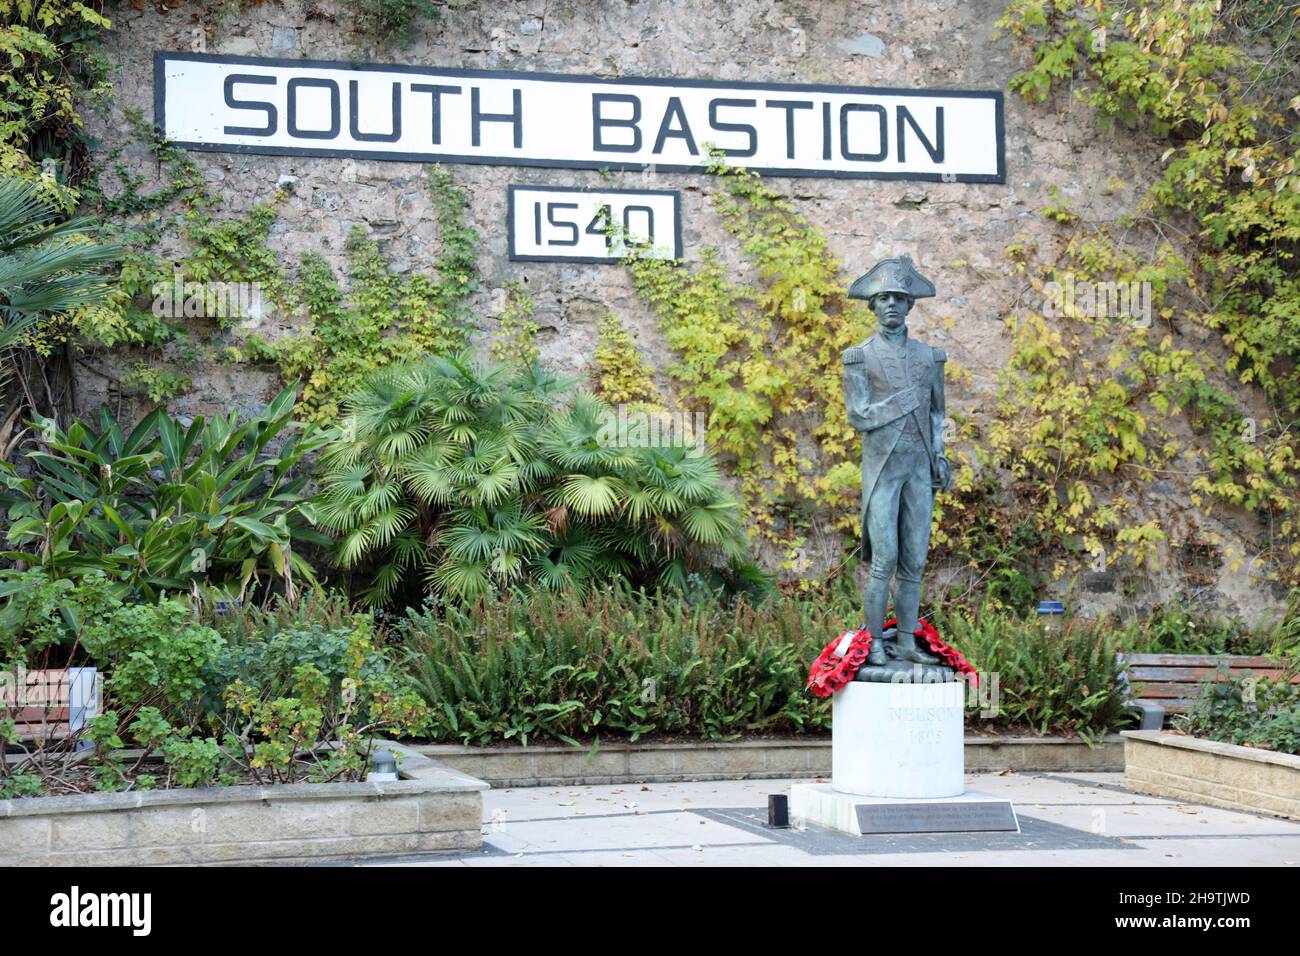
left=1123, top=730, right=1300, bottom=820
left=414, top=734, right=1124, bottom=788
left=0, top=745, right=488, bottom=866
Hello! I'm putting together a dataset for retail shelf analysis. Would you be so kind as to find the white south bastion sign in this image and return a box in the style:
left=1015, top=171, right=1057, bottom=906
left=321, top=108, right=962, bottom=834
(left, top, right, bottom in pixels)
left=154, top=51, right=1005, bottom=183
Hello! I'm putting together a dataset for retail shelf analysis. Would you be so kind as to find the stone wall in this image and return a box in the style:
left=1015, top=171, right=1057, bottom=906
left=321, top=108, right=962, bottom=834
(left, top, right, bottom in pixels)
left=0, top=748, right=488, bottom=865
left=414, top=736, right=1126, bottom=787
left=1123, top=730, right=1300, bottom=821
left=79, top=0, right=1290, bottom=621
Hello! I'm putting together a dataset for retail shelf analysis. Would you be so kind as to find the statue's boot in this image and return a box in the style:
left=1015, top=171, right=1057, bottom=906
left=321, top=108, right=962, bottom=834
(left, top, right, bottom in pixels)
left=865, top=635, right=888, bottom=666
left=892, top=639, right=942, bottom=665
left=892, top=576, right=941, bottom=664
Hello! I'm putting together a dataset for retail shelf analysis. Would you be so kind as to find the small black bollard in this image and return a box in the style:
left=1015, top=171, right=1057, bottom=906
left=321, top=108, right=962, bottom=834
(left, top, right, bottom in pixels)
left=768, top=793, right=790, bottom=828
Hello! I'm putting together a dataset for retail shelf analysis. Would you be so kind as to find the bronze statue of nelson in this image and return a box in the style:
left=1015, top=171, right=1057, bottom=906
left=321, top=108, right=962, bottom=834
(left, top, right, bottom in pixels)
left=843, top=255, right=952, bottom=671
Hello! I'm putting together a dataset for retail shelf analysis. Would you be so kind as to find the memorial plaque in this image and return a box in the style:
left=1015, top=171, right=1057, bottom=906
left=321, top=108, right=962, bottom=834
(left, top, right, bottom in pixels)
left=854, top=800, right=1018, bottom=834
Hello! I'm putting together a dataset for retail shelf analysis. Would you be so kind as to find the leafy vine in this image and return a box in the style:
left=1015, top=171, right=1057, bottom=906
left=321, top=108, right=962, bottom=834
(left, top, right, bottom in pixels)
left=622, top=148, right=873, bottom=569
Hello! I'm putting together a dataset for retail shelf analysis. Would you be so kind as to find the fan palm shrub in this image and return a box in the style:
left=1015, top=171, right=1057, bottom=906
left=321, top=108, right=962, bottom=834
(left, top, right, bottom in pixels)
left=314, top=354, right=754, bottom=604
left=0, top=176, right=118, bottom=397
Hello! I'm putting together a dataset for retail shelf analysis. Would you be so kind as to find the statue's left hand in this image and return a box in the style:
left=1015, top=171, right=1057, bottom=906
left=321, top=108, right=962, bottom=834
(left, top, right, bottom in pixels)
left=934, top=455, right=952, bottom=491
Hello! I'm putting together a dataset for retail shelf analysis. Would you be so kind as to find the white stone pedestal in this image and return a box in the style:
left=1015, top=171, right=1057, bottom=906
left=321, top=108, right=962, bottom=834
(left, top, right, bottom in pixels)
left=831, top=679, right=964, bottom=798
left=789, top=678, right=1018, bottom=835
left=789, top=784, right=1019, bottom=835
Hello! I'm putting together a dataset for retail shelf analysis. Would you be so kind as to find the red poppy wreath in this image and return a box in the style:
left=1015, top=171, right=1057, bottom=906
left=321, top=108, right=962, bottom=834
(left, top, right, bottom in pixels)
left=898, top=618, right=978, bottom=684
left=806, top=629, right=872, bottom=698
left=806, top=620, right=977, bottom=698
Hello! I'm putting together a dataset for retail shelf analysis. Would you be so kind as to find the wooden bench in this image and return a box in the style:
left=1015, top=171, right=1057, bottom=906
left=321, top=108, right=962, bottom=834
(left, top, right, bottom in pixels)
left=1, top=668, right=99, bottom=742
left=1117, top=653, right=1299, bottom=729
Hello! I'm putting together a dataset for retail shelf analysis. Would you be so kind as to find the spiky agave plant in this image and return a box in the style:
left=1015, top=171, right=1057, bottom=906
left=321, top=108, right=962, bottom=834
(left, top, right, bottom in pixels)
left=314, top=353, right=750, bottom=604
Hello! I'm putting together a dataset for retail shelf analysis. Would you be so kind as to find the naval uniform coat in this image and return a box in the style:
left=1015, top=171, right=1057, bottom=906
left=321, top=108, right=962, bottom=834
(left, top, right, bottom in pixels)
left=842, top=334, right=947, bottom=563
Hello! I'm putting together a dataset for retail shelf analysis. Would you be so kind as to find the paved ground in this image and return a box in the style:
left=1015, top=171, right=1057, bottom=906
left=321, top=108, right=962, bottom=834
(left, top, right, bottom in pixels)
left=364, top=772, right=1300, bottom=867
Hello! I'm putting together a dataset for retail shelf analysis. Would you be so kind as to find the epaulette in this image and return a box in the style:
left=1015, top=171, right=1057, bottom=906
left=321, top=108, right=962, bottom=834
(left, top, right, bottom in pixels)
left=842, top=347, right=865, bottom=365
left=932, top=347, right=947, bottom=363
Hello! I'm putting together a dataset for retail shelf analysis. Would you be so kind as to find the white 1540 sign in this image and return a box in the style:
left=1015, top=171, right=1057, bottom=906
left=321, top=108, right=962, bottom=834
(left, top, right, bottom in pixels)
left=155, top=52, right=1005, bottom=182
left=509, top=186, right=681, bottom=263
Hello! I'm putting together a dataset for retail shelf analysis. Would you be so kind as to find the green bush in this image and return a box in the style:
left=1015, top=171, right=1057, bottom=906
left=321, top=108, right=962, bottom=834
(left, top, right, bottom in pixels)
left=1173, top=675, right=1300, bottom=755
left=2, top=593, right=426, bottom=795
left=83, top=598, right=225, bottom=711
left=352, top=0, right=440, bottom=51
left=934, top=609, right=1134, bottom=741
left=0, top=387, right=328, bottom=604
left=1116, top=603, right=1290, bottom=658
left=203, top=595, right=420, bottom=720
left=397, top=579, right=1300, bottom=746
left=397, top=583, right=849, bottom=745
left=315, top=354, right=758, bottom=605
left=0, top=569, right=118, bottom=664
left=935, top=599, right=1299, bottom=740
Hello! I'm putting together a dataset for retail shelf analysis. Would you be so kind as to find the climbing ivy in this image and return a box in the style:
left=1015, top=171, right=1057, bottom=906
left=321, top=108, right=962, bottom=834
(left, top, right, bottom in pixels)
left=74, top=110, right=478, bottom=420
left=180, top=194, right=294, bottom=325
left=623, top=148, right=872, bottom=567
left=0, top=0, right=112, bottom=200
left=489, top=279, right=539, bottom=368
left=1000, top=0, right=1300, bottom=414
left=245, top=166, right=479, bottom=423
left=591, top=312, right=659, bottom=408
left=122, top=362, right=192, bottom=403
left=72, top=107, right=219, bottom=350
left=976, top=0, right=1300, bottom=588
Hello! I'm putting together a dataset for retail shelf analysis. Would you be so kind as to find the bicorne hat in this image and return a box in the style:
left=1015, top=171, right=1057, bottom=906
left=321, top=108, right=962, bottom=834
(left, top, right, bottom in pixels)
left=848, top=255, right=935, bottom=301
